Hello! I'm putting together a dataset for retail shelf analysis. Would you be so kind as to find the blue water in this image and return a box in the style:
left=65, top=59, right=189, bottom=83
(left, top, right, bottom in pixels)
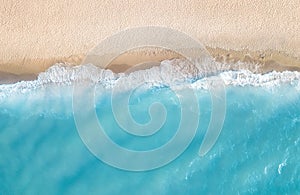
left=0, top=80, right=300, bottom=194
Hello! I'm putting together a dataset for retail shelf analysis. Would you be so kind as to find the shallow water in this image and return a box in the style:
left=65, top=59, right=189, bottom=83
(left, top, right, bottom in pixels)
left=0, top=63, right=300, bottom=194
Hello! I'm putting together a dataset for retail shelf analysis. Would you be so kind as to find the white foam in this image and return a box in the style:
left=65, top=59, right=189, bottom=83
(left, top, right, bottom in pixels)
left=0, top=60, right=299, bottom=94
left=220, top=70, right=300, bottom=87
left=0, top=60, right=299, bottom=117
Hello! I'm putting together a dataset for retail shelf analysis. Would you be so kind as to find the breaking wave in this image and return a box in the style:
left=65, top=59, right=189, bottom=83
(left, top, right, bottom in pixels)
left=0, top=59, right=300, bottom=92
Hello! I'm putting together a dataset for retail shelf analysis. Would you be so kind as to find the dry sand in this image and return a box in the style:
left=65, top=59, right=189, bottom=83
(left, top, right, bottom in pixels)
left=0, top=0, right=300, bottom=75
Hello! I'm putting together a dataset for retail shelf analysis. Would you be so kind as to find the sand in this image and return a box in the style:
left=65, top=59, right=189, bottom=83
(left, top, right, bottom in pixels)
left=0, top=0, right=300, bottom=75
left=0, top=71, right=36, bottom=84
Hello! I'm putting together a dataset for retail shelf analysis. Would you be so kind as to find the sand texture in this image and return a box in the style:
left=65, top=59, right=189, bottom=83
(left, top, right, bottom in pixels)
left=0, top=0, right=299, bottom=74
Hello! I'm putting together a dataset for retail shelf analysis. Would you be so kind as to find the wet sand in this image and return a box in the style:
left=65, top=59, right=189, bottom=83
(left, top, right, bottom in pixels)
left=1, top=47, right=300, bottom=84
left=0, top=71, right=36, bottom=84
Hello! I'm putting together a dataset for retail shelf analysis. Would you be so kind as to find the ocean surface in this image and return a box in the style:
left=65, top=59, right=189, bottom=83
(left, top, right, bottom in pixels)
left=0, top=60, right=300, bottom=194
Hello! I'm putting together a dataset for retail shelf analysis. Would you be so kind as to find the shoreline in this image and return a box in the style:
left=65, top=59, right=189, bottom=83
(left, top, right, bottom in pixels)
left=0, top=47, right=299, bottom=76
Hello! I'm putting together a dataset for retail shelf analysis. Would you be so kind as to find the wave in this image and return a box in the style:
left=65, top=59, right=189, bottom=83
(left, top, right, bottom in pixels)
left=0, top=59, right=299, bottom=118
left=0, top=59, right=300, bottom=93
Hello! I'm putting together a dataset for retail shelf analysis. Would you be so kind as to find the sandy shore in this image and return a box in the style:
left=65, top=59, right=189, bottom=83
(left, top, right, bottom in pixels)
left=1, top=47, right=299, bottom=75
left=1, top=47, right=300, bottom=84
left=0, top=0, right=299, bottom=75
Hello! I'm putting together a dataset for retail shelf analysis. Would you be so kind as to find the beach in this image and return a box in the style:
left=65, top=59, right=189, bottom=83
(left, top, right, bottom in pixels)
left=1, top=1, right=300, bottom=193
left=0, top=0, right=299, bottom=74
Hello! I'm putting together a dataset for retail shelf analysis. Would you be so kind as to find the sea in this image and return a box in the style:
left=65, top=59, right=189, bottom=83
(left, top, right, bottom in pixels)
left=0, top=60, right=299, bottom=194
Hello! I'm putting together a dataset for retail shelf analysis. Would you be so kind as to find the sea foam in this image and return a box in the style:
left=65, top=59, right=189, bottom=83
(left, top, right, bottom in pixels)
left=0, top=59, right=299, bottom=92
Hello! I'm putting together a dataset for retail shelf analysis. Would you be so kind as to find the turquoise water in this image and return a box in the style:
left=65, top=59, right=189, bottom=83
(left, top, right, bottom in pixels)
left=0, top=66, right=300, bottom=194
